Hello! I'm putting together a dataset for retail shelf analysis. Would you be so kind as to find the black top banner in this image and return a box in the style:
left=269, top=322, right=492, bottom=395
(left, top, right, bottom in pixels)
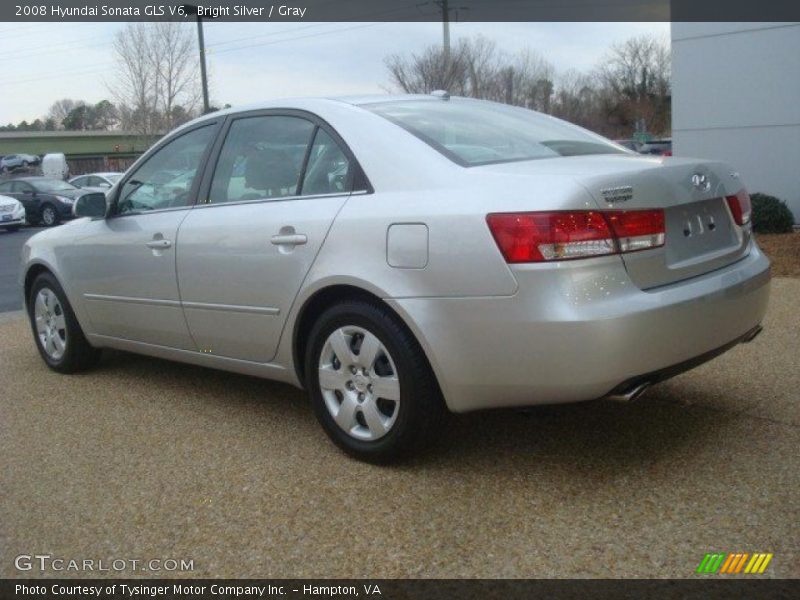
left=2, top=0, right=800, bottom=22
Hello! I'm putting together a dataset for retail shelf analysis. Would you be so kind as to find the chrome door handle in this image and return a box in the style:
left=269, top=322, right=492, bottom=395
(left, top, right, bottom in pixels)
left=145, top=239, right=172, bottom=249
left=270, top=233, right=307, bottom=246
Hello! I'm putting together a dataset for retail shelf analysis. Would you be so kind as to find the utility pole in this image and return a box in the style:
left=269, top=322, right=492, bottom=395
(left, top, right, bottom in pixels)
left=196, top=16, right=210, bottom=114
left=182, top=4, right=211, bottom=114
left=440, top=0, right=450, bottom=67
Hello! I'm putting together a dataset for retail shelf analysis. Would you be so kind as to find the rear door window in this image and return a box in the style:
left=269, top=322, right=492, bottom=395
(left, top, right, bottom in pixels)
left=208, top=115, right=316, bottom=204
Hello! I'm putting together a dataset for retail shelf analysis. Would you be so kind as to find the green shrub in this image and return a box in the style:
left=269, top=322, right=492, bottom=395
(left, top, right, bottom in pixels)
left=750, top=193, right=795, bottom=234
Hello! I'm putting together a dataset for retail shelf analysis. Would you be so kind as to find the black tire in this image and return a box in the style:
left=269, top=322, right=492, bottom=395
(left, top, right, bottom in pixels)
left=40, top=204, right=60, bottom=227
left=305, top=298, right=447, bottom=463
left=28, top=272, right=101, bottom=373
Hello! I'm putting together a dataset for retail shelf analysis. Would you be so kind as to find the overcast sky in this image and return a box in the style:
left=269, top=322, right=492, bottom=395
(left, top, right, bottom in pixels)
left=0, top=21, right=669, bottom=124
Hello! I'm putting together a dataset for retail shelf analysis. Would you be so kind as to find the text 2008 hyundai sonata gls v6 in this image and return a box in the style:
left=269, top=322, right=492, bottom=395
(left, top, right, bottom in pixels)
left=20, top=95, right=770, bottom=462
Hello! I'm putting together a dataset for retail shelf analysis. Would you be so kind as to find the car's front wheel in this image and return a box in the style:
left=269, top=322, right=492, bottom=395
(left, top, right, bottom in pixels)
left=28, top=272, right=100, bottom=373
left=40, top=204, right=60, bottom=227
left=305, top=299, right=446, bottom=463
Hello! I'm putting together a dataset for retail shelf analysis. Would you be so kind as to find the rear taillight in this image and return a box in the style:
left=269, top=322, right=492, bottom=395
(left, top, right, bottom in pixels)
left=486, top=209, right=665, bottom=263
left=604, top=209, right=665, bottom=253
left=725, top=189, right=752, bottom=226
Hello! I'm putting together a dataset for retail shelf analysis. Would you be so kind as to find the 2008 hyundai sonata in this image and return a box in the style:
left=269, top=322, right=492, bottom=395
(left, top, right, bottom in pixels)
left=20, top=95, right=770, bottom=461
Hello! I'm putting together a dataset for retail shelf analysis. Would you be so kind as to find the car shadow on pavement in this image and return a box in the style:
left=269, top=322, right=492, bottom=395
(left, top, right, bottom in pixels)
left=92, top=348, right=736, bottom=477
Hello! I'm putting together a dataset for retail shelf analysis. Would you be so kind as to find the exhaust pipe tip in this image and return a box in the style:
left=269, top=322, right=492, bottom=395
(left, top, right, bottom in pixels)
left=606, top=381, right=651, bottom=403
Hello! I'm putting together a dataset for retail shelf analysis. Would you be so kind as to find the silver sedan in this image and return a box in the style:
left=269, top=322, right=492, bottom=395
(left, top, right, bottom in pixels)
left=19, top=95, right=770, bottom=462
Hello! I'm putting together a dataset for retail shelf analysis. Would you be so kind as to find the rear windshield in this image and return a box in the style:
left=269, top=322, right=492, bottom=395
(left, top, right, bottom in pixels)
left=364, top=98, right=626, bottom=167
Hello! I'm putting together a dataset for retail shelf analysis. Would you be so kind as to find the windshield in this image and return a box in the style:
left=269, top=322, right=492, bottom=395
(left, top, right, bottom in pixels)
left=364, top=98, right=626, bottom=166
left=35, top=180, right=78, bottom=192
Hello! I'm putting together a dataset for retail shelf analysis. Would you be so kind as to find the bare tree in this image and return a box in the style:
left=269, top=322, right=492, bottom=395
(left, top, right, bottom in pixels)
left=597, top=34, right=671, bottom=134
left=386, top=35, right=554, bottom=108
left=47, top=99, right=85, bottom=129
left=150, top=22, right=201, bottom=130
left=109, top=23, right=200, bottom=135
left=385, top=40, right=471, bottom=95
left=110, top=23, right=158, bottom=135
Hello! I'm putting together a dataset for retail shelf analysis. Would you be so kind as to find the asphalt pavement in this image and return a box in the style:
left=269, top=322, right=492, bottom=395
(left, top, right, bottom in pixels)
left=1, top=279, right=798, bottom=579
left=0, top=226, right=43, bottom=312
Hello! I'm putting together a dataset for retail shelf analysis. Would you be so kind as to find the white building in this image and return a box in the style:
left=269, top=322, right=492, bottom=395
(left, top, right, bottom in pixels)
left=671, top=23, right=800, bottom=221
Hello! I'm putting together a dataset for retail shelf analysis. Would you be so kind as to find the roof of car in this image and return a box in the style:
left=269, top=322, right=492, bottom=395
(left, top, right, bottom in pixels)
left=190, top=94, right=444, bottom=125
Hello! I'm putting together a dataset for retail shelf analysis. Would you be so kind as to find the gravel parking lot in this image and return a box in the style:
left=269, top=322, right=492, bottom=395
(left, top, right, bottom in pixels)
left=1, top=279, right=798, bottom=579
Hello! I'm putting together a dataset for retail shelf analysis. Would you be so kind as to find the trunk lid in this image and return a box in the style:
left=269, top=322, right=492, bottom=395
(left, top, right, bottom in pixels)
left=479, top=154, right=751, bottom=289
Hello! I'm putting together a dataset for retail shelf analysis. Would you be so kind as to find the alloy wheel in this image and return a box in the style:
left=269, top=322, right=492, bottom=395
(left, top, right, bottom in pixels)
left=42, top=206, right=56, bottom=226
left=318, top=325, right=401, bottom=441
left=34, top=288, right=67, bottom=360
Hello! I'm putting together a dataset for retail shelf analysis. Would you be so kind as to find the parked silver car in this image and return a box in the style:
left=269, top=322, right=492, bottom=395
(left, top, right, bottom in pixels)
left=1, top=153, right=40, bottom=172
left=68, top=172, right=123, bottom=193
left=19, top=95, right=770, bottom=461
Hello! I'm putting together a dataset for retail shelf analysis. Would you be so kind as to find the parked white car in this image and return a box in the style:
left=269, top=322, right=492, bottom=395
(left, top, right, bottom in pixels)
left=0, top=194, right=26, bottom=231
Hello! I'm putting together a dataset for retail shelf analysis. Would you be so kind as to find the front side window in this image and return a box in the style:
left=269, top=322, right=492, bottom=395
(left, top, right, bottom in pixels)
left=117, top=125, right=215, bottom=215
left=209, top=116, right=315, bottom=205
left=363, top=98, right=626, bottom=167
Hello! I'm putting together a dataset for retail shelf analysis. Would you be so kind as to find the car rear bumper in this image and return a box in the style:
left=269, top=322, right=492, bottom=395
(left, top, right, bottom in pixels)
left=388, top=241, right=771, bottom=413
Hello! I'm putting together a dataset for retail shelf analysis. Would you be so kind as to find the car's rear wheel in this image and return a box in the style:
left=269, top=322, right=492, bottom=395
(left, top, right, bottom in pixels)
left=28, top=272, right=100, bottom=373
left=40, top=204, right=59, bottom=227
left=305, top=299, right=446, bottom=463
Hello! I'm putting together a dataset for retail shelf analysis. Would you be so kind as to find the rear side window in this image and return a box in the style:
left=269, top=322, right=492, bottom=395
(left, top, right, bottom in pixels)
left=364, top=98, right=625, bottom=167
left=208, top=116, right=315, bottom=204
left=300, top=128, right=351, bottom=196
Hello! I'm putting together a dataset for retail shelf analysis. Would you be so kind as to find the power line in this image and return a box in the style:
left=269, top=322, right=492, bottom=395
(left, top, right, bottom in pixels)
left=1, top=21, right=390, bottom=88
left=2, top=63, right=114, bottom=87
left=206, top=3, right=418, bottom=49
left=211, top=22, right=388, bottom=55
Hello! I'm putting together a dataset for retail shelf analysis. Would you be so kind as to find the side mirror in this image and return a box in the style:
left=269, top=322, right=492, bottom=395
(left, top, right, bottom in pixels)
left=73, top=193, right=107, bottom=218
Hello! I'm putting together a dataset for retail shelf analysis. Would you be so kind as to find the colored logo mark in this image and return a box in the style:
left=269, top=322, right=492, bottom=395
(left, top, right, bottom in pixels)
left=696, top=552, right=773, bottom=574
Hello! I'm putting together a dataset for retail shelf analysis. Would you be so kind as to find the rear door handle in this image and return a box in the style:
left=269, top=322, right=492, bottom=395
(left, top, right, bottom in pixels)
left=270, top=233, right=307, bottom=246
left=145, top=239, right=172, bottom=249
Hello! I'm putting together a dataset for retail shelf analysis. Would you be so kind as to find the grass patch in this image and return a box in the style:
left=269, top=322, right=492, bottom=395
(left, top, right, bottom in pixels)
left=756, top=231, right=800, bottom=278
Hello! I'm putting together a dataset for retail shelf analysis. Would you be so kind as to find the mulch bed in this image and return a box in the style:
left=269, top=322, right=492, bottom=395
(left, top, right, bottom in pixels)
left=756, top=232, right=800, bottom=277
